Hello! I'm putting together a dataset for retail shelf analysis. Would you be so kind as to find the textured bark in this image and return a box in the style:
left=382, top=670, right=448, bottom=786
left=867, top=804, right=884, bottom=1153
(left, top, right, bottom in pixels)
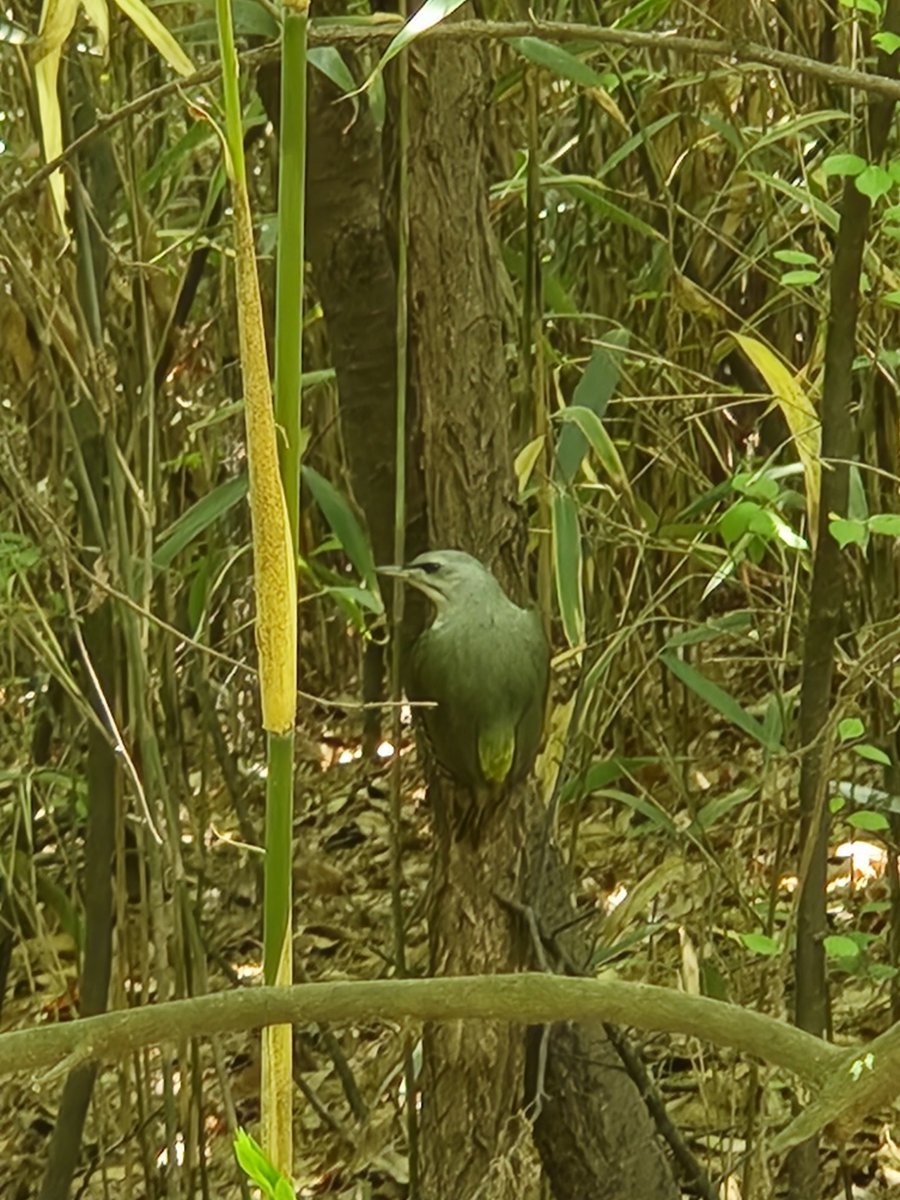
left=405, top=32, right=534, bottom=1200
left=419, top=791, right=539, bottom=1198
left=525, top=815, right=681, bottom=1200
left=406, top=30, right=678, bottom=1200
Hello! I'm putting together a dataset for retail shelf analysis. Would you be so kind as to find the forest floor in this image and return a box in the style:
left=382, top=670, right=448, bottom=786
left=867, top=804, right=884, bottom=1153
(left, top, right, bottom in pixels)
left=3, top=670, right=900, bottom=1200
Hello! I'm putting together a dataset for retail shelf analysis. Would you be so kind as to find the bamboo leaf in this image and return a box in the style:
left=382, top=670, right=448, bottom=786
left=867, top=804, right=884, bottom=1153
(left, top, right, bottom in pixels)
left=154, top=475, right=249, bottom=570
left=113, top=0, right=194, bottom=75
left=732, top=333, right=821, bottom=538
left=507, top=37, right=609, bottom=88
left=302, top=466, right=380, bottom=596
left=660, top=651, right=783, bottom=751
left=552, top=489, right=584, bottom=649
left=370, top=0, right=466, bottom=78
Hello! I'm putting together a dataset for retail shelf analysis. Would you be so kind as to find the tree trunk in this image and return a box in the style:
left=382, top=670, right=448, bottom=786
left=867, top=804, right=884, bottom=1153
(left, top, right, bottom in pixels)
left=406, top=31, right=679, bottom=1200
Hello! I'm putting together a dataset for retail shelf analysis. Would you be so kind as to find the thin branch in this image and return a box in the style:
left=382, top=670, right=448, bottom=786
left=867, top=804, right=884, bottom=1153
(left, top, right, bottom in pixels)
left=4, top=19, right=900, bottom=219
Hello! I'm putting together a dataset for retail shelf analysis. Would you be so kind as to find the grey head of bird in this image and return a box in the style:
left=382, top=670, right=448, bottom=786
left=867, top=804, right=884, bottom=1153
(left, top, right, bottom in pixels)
left=377, top=549, right=507, bottom=620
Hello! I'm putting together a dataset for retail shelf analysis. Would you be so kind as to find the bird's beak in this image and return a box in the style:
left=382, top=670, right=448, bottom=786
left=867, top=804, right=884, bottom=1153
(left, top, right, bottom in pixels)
left=375, top=564, right=409, bottom=580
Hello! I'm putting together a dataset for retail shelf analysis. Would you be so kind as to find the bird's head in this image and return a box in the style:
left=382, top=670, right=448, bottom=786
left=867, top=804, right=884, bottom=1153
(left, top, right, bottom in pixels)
left=377, top=549, right=502, bottom=612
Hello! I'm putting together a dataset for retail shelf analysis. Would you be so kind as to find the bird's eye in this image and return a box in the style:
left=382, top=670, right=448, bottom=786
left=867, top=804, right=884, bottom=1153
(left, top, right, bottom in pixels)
left=417, top=561, right=441, bottom=575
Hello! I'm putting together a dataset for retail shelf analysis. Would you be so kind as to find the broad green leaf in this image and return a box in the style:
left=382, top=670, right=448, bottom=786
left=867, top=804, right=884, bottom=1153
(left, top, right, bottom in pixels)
left=739, top=932, right=780, bottom=956
left=837, top=0, right=881, bottom=13
left=309, top=46, right=356, bottom=93
left=868, top=513, right=900, bottom=536
left=838, top=717, right=865, bottom=740
left=855, top=164, right=894, bottom=201
left=882, top=290, right=900, bottom=306
left=733, top=472, right=780, bottom=501
left=847, top=810, right=890, bottom=832
left=874, top=30, right=900, bottom=52
left=773, top=249, right=818, bottom=265
left=552, top=489, right=584, bottom=649
left=660, top=652, right=782, bottom=751
left=302, top=466, right=379, bottom=595
left=829, top=516, right=867, bottom=547
left=823, top=935, right=861, bottom=959
left=821, top=153, right=867, bottom=177
left=719, top=500, right=758, bottom=547
left=507, top=36, right=608, bottom=88
left=853, top=743, right=891, bottom=766
left=555, top=406, right=628, bottom=488
left=154, top=475, right=249, bottom=570
left=780, top=269, right=821, bottom=286
left=554, top=332, right=628, bottom=485
left=732, top=333, right=820, bottom=537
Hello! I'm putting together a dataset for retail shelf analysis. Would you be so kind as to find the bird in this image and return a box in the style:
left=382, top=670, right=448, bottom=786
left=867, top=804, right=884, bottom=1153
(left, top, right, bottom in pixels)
left=378, top=549, right=550, bottom=838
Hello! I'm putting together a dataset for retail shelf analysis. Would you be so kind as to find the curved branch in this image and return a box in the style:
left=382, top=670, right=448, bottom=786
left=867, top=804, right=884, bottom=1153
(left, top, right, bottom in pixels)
left=3, top=973, right=840, bottom=1086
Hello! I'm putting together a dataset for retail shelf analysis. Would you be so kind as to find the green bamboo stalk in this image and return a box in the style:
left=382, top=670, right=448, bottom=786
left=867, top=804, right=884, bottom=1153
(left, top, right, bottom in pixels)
left=215, top=0, right=303, bottom=1177
left=263, top=0, right=308, bottom=1175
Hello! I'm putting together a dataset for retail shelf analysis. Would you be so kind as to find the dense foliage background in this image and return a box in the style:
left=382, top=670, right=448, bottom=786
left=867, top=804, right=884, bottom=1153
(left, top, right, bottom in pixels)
left=3, top=1, right=900, bottom=1197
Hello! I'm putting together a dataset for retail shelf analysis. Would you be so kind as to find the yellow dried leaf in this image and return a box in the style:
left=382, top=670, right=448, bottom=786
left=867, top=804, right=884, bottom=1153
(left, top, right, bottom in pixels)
left=732, top=332, right=821, bottom=538
left=113, top=0, right=193, bottom=76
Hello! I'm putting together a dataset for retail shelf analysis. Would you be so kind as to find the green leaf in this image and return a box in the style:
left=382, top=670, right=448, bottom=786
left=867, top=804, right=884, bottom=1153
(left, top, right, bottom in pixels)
left=507, top=37, right=608, bottom=88
left=660, top=652, right=783, bottom=751
left=733, top=472, right=780, bottom=501
left=561, top=756, right=660, bottom=802
left=855, top=164, right=894, bottom=200
left=853, top=743, right=892, bottom=766
left=719, top=500, right=759, bottom=547
left=664, top=611, right=754, bottom=648
left=823, top=934, right=861, bottom=959
left=739, top=932, right=780, bottom=956
left=595, top=787, right=678, bottom=836
left=302, top=466, right=381, bottom=598
left=234, top=1129, right=281, bottom=1194
left=554, top=406, right=627, bottom=487
left=372, top=0, right=466, bottom=76
left=780, top=269, right=821, bottom=286
left=868, top=513, right=900, bottom=536
left=552, top=489, right=585, bottom=648
left=554, top=333, right=628, bottom=485
left=847, top=809, right=890, bottom=832
left=766, top=510, right=808, bottom=551
left=308, top=47, right=356, bottom=93
left=821, top=153, right=867, bottom=177
left=837, top=0, right=881, bottom=12
left=692, top=784, right=759, bottom=831
left=829, top=516, right=867, bottom=547
left=881, top=290, right=900, bottom=306
left=773, top=249, right=818, bottom=265
left=839, top=716, right=865, bottom=740
left=154, top=475, right=249, bottom=570
left=874, top=30, right=900, bottom=52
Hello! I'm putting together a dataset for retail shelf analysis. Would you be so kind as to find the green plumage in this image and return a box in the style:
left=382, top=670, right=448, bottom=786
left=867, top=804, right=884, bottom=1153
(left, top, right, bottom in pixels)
left=380, top=550, right=549, bottom=803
